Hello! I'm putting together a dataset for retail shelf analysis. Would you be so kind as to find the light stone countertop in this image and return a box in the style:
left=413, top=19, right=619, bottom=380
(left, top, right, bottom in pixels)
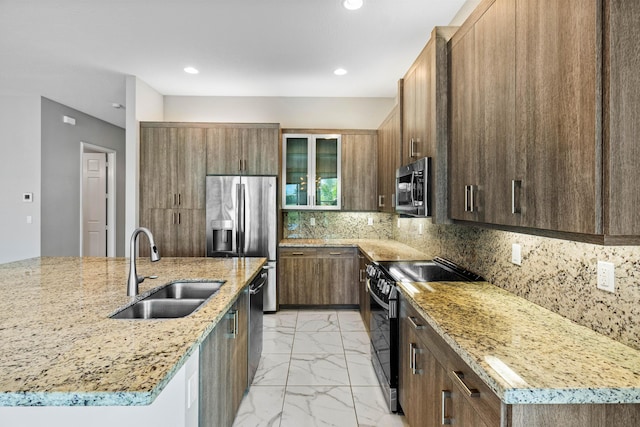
left=0, top=256, right=266, bottom=407
left=281, top=238, right=640, bottom=405
left=399, top=280, right=640, bottom=405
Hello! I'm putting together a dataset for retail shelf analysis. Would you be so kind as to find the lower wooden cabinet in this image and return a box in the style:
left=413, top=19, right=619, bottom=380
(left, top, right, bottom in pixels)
left=279, top=247, right=358, bottom=306
left=399, top=293, right=501, bottom=427
left=199, top=289, right=248, bottom=427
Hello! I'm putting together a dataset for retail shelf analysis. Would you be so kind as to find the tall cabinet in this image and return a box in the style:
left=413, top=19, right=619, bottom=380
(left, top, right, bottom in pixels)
left=377, top=104, right=401, bottom=213
left=139, top=124, right=206, bottom=257
left=402, top=27, right=457, bottom=223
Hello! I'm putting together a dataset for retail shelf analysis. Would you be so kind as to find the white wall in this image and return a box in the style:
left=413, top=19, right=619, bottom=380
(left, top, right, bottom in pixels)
left=125, top=77, right=164, bottom=255
left=164, top=96, right=395, bottom=129
left=0, top=96, right=41, bottom=264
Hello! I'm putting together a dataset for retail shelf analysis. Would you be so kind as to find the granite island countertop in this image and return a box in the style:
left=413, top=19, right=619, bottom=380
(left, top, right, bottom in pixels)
left=399, top=280, right=640, bottom=405
left=0, top=256, right=266, bottom=407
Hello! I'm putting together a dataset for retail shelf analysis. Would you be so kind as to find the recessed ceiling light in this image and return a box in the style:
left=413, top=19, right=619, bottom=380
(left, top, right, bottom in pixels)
left=334, top=68, right=348, bottom=76
left=184, top=66, right=199, bottom=74
left=343, top=0, right=363, bottom=11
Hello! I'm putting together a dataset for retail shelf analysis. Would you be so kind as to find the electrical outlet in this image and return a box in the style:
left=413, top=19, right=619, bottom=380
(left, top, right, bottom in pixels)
left=418, top=223, right=424, bottom=235
left=511, top=243, right=522, bottom=266
left=309, top=217, right=316, bottom=226
left=597, top=261, right=615, bottom=293
left=367, top=217, right=374, bottom=226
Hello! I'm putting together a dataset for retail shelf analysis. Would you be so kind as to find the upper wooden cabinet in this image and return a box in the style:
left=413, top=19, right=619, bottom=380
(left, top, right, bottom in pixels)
left=206, top=124, right=279, bottom=176
left=342, top=131, right=378, bottom=211
left=402, top=27, right=457, bottom=224
left=377, top=104, right=401, bottom=213
left=449, top=0, right=640, bottom=243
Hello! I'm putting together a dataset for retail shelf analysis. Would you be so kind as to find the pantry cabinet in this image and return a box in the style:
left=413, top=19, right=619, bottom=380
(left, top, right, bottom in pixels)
left=402, top=27, right=456, bottom=223
left=376, top=105, right=401, bottom=213
left=206, top=124, right=279, bottom=176
left=139, top=124, right=207, bottom=257
left=279, top=247, right=357, bottom=306
left=449, top=0, right=640, bottom=243
left=341, top=132, right=378, bottom=211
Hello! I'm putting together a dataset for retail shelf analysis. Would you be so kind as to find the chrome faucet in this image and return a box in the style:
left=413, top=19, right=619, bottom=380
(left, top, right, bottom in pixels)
left=127, top=227, right=161, bottom=296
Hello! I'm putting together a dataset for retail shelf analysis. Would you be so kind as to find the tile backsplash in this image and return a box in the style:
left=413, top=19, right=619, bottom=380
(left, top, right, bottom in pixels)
left=394, top=217, right=640, bottom=351
left=283, top=211, right=393, bottom=240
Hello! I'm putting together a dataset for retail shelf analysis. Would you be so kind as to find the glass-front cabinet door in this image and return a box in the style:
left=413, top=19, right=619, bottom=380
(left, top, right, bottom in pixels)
left=283, top=134, right=341, bottom=210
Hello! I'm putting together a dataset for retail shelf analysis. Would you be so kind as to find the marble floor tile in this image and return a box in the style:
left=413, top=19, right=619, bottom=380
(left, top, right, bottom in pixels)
left=292, top=331, right=344, bottom=354
left=338, top=310, right=367, bottom=332
left=296, top=311, right=340, bottom=332
left=351, top=386, right=410, bottom=427
left=341, top=331, right=371, bottom=355
left=252, top=353, right=291, bottom=386
left=345, top=354, right=379, bottom=386
left=232, top=385, right=285, bottom=427
left=263, top=330, right=295, bottom=354
left=264, top=310, right=298, bottom=331
left=280, top=386, right=358, bottom=427
left=287, top=354, right=350, bottom=386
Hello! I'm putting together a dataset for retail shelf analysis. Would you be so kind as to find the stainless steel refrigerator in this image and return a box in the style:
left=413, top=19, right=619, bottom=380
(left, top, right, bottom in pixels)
left=205, top=175, right=277, bottom=312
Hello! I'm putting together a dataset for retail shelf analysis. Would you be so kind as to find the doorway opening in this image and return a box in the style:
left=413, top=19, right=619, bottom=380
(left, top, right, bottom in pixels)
left=80, top=142, right=116, bottom=257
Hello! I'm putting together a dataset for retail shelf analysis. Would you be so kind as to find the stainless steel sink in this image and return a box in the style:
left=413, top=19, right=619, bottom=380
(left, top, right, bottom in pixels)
left=145, top=280, right=225, bottom=300
left=110, top=280, right=226, bottom=319
left=110, top=299, right=205, bottom=319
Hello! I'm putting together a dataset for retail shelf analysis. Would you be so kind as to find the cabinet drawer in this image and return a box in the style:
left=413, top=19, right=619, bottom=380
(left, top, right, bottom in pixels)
left=279, top=247, right=317, bottom=258
left=316, top=247, right=356, bottom=258
left=402, top=298, right=502, bottom=427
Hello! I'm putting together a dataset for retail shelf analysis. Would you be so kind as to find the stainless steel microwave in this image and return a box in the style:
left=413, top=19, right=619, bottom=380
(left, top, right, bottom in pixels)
left=395, top=157, right=431, bottom=217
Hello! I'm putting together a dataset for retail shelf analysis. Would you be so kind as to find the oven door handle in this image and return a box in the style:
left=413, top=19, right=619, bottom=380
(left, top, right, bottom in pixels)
left=367, top=278, right=390, bottom=310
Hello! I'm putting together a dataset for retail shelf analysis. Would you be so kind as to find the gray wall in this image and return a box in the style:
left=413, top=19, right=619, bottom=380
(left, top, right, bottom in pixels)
left=0, top=96, right=42, bottom=264
left=41, top=98, right=126, bottom=256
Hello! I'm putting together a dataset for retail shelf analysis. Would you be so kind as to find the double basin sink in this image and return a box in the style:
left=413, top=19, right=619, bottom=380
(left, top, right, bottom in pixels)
left=110, top=280, right=225, bottom=320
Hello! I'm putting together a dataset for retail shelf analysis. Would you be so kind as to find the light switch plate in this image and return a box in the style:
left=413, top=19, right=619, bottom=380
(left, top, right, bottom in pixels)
left=511, top=243, right=522, bottom=266
left=597, top=261, right=615, bottom=293
left=367, top=217, right=374, bottom=226
left=418, top=223, right=424, bottom=235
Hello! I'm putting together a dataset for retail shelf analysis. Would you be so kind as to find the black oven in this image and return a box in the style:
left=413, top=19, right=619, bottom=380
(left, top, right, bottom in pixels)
left=366, top=258, right=484, bottom=413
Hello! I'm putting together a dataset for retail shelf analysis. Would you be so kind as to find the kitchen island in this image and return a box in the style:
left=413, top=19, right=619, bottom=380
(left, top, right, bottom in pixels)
left=0, top=256, right=265, bottom=425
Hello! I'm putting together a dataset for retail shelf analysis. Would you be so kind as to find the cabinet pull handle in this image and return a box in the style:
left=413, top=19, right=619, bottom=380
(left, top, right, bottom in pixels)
left=172, top=212, right=176, bottom=224
left=410, top=343, right=423, bottom=375
left=359, top=269, right=365, bottom=282
left=329, top=252, right=341, bottom=256
left=409, top=342, right=415, bottom=371
left=378, top=195, right=385, bottom=207
left=291, top=252, right=305, bottom=256
left=226, top=310, right=238, bottom=339
left=441, top=390, right=452, bottom=425
left=511, top=180, right=522, bottom=214
left=178, top=212, right=181, bottom=225
left=178, top=193, right=181, bottom=206
left=465, top=185, right=476, bottom=213
left=450, top=371, right=480, bottom=398
left=408, top=316, right=425, bottom=330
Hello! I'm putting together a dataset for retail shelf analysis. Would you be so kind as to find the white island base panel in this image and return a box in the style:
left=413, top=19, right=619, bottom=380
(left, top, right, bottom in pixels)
left=0, top=349, right=199, bottom=427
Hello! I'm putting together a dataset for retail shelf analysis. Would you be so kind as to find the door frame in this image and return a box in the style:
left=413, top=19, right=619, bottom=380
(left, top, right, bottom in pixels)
left=80, top=142, right=116, bottom=257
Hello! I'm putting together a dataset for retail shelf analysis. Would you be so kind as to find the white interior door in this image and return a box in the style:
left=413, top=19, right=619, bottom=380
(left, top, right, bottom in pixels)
left=82, top=153, right=107, bottom=256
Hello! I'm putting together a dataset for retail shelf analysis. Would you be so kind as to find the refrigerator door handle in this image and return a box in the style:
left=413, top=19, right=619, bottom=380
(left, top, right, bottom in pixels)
left=238, top=183, right=246, bottom=256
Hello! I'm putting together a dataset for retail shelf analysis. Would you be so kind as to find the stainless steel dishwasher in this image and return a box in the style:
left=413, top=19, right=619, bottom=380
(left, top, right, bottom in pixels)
left=248, top=269, right=267, bottom=385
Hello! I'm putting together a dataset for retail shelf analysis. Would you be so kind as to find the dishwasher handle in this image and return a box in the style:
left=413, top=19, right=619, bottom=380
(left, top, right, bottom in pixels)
left=249, top=272, right=268, bottom=295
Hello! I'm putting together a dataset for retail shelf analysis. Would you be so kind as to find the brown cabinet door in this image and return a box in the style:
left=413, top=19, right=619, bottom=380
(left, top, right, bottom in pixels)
left=402, top=68, right=417, bottom=166
left=176, top=127, right=206, bottom=209
left=516, top=0, right=599, bottom=233
left=242, top=127, right=279, bottom=176
left=231, top=290, right=248, bottom=416
left=476, top=0, right=517, bottom=226
left=450, top=27, right=482, bottom=222
left=342, top=133, right=378, bottom=211
left=319, top=248, right=357, bottom=305
left=140, top=127, right=178, bottom=209
left=174, top=209, right=205, bottom=257
left=206, top=127, right=242, bottom=175
left=278, top=250, right=318, bottom=305
left=139, top=208, right=175, bottom=257
left=377, top=107, right=401, bottom=213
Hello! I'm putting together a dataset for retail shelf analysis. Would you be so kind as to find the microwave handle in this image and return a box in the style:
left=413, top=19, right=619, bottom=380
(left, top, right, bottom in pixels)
left=410, top=171, right=416, bottom=206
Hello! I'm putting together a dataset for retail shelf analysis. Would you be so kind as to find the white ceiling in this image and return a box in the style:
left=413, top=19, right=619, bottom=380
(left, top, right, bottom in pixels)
left=0, top=0, right=471, bottom=128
